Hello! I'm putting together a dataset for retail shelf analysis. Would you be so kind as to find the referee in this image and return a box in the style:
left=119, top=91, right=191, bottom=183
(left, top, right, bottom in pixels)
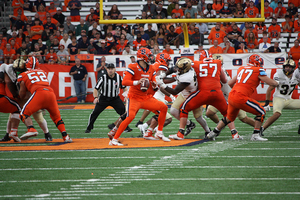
left=85, top=63, right=127, bottom=133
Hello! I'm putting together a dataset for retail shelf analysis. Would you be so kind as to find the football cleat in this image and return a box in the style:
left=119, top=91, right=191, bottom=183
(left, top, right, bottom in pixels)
left=184, top=120, right=196, bottom=136
left=138, top=123, right=148, bottom=136
left=20, top=128, right=38, bottom=140
left=0, top=133, right=11, bottom=142
left=44, top=133, right=52, bottom=141
left=135, top=121, right=143, bottom=127
left=207, top=130, right=219, bottom=141
left=231, top=130, right=243, bottom=140
left=85, top=129, right=91, bottom=133
left=9, top=131, right=21, bottom=142
left=250, top=134, right=268, bottom=141
left=107, top=123, right=115, bottom=130
left=124, top=126, right=132, bottom=133
left=109, top=139, right=124, bottom=146
left=143, top=130, right=159, bottom=140
left=155, top=132, right=171, bottom=142
left=63, top=134, right=73, bottom=143
left=260, top=126, right=265, bottom=137
left=108, top=129, right=116, bottom=140
left=169, top=131, right=184, bottom=140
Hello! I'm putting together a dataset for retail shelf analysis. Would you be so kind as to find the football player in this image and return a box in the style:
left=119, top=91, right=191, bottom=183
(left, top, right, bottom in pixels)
left=108, top=48, right=168, bottom=146
left=262, top=59, right=300, bottom=134
left=15, top=58, right=72, bottom=142
left=207, top=54, right=278, bottom=141
left=205, top=54, right=255, bottom=140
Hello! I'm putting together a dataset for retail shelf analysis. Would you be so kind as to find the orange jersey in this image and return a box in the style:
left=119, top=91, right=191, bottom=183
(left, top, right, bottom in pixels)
left=223, top=46, right=235, bottom=53
left=245, top=7, right=259, bottom=18
left=232, top=65, right=267, bottom=97
left=264, top=7, right=273, bottom=18
left=236, top=49, right=249, bottom=53
left=43, top=18, right=59, bottom=25
left=151, top=62, right=168, bottom=73
left=212, top=3, right=224, bottom=13
left=45, top=53, right=58, bottom=62
left=293, top=20, right=300, bottom=32
left=289, top=46, right=300, bottom=62
left=268, top=25, right=281, bottom=38
left=244, top=29, right=258, bottom=39
left=274, top=7, right=287, bottom=18
left=37, top=11, right=47, bottom=22
left=245, top=38, right=258, bottom=49
left=12, top=0, right=24, bottom=16
left=282, top=21, right=293, bottom=33
left=289, top=0, right=300, bottom=7
left=122, top=62, right=156, bottom=101
left=209, top=46, right=223, bottom=54
left=175, top=26, right=183, bottom=34
left=132, top=39, right=147, bottom=50
left=193, top=59, right=223, bottom=91
left=31, top=25, right=44, bottom=40
left=3, top=49, right=16, bottom=58
left=258, top=37, right=271, bottom=44
left=255, top=24, right=267, bottom=33
left=172, top=9, right=184, bottom=18
left=17, top=69, right=51, bottom=94
left=208, top=30, right=227, bottom=44
left=162, top=49, right=174, bottom=54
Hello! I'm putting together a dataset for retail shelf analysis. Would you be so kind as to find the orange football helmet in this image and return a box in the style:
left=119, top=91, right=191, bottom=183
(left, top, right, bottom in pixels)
left=199, top=50, right=212, bottom=61
left=248, top=54, right=263, bottom=67
left=137, top=48, right=155, bottom=65
left=26, top=56, right=39, bottom=70
left=156, top=52, right=172, bottom=66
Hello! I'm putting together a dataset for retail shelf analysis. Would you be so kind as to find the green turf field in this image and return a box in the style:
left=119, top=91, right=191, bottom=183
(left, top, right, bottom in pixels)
left=0, top=107, right=299, bottom=199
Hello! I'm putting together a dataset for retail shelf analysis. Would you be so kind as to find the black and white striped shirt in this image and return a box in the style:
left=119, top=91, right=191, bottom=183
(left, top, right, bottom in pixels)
left=95, top=73, right=125, bottom=98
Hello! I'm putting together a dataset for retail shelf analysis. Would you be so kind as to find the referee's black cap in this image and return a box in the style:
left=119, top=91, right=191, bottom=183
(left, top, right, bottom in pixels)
left=107, top=63, right=115, bottom=68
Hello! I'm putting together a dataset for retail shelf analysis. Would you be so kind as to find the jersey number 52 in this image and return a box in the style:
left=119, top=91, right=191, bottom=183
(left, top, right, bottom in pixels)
left=28, top=71, right=48, bottom=84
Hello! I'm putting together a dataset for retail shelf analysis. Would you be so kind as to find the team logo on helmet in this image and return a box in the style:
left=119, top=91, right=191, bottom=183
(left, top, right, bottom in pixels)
left=156, top=52, right=172, bottom=67
left=175, top=57, right=192, bottom=74
left=248, top=54, right=263, bottom=67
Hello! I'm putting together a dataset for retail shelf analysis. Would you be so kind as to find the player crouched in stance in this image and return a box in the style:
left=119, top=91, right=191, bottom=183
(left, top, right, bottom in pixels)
left=109, top=48, right=168, bottom=146
left=261, top=59, right=300, bottom=135
left=14, top=58, right=72, bottom=142
left=206, top=54, right=255, bottom=140
left=207, top=54, right=278, bottom=141
left=156, top=56, right=211, bottom=140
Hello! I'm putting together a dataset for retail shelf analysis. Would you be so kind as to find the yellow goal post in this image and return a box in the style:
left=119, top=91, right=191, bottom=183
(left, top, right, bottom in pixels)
left=99, top=0, right=265, bottom=48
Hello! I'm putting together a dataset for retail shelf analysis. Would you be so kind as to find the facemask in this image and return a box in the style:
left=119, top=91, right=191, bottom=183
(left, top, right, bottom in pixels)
left=224, top=6, right=228, bottom=9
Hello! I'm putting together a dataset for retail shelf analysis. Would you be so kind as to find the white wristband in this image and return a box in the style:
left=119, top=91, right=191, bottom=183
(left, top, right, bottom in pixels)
left=160, top=83, right=167, bottom=89
left=133, top=81, right=139, bottom=86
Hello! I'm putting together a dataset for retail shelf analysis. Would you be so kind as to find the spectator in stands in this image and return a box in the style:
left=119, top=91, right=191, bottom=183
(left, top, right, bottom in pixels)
left=68, top=36, right=80, bottom=55
left=115, top=38, right=126, bottom=55
left=132, top=33, right=148, bottom=50
left=152, top=44, right=160, bottom=54
left=172, top=3, right=184, bottom=18
left=143, top=0, right=156, bottom=18
left=16, top=41, right=29, bottom=59
left=23, top=0, right=33, bottom=12
left=223, top=40, right=235, bottom=53
left=274, top=1, right=287, bottom=18
left=180, top=0, right=189, bottom=12
left=268, top=18, right=281, bottom=40
left=75, top=19, right=89, bottom=36
left=57, top=44, right=69, bottom=64
left=255, top=21, right=267, bottom=34
left=219, top=36, right=232, bottom=49
left=164, top=25, right=179, bottom=49
left=54, top=30, right=63, bottom=41
left=53, top=7, right=65, bottom=26
left=69, top=58, right=87, bottom=103
left=78, top=35, right=89, bottom=51
left=9, top=39, right=19, bottom=53
left=264, top=1, right=274, bottom=19
left=3, top=43, right=15, bottom=64
left=93, top=40, right=113, bottom=55
left=37, top=4, right=47, bottom=22
left=60, top=33, right=72, bottom=51
left=32, top=43, right=44, bottom=63
left=37, top=38, right=47, bottom=54
left=68, top=0, right=81, bottom=22
left=193, top=43, right=203, bottom=54
left=190, top=27, right=204, bottom=45
left=287, top=2, right=298, bottom=19
left=147, top=39, right=156, bottom=51
left=203, top=4, right=216, bottom=18
left=236, top=42, right=248, bottom=53
left=289, top=0, right=300, bottom=8
left=86, top=8, right=98, bottom=23
left=185, top=1, right=197, bottom=18
left=93, top=32, right=102, bottom=43
left=156, top=2, right=168, bottom=18
left=87, top=38, right=97, bottom=55
left=24, top=36, right=31, bottom=50
left=47, top=2, right=57, bottom=17
left=233, top=3, right=244, bottom=18
left=258, top=35, right=271, bottom=52
left=46, top=34, right=54, bottom=48
left=9, top=31, right=21, bottom=47
left=228, top=0, right=236, bottom=11
left=208, top=23, right=226, bottom=45
left=43, top=17, right=57, bottom=35
left=167, top=0, right=177, bottom=16
left=34, top=0, right=46, bottom=12
left=108, top=4, right=121, bottom=19
left=64, top=16, right=75, bottom=35
left=53, top=0, right=62, bottom=9
left=110, top=46, right=119, bottom=55
left=10, top=9, right=27, bottom=29
left=294, top=14, right=300, bottom=32
left=30, top=18, right=44, bottom=50
left=122, top=45, right=134, bottom=55
left=209, top=39, right=223, bottom=54
left=282, top=15, right=293, bottom=34
left=245, top=0, right=259, bottom=18
left=264, top=41, right=281, bottom=53
left=139, top=26, right=150, bottom=43
left=270, top=0, right=279, bottom=10
left=145, top=24, right=156, bottom=41
left=162, top=44, right=174, bottom=54
left=212, top=0, right=224, bottom=14
left=244, top=22, right=258, bottom=39
left=245, top=32, right=258, bottom=50
left=228, top=23, right=242, bottom=41
left=288, top=39, right=300, bottom=63
left=45, top=46, right=58, bottom=63
left=233, top=35, right=247, bottom=51
left=196, top=22, right=208, bottom=35
left=51, top=37, right=60, bottom=52
left=219, top=2, right=233, bottom=18
left=12, top=0, right=24, bottom=17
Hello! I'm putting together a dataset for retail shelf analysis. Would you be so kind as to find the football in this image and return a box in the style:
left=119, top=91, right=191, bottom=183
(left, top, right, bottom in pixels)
left=140, top=79, right=150, bottom=92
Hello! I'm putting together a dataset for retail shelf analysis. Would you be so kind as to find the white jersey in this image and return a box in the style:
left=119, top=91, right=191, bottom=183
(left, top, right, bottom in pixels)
left=176, top=67, right=197, bottom=98
left=273, top=69, right=299, bottom=100
left=220, top=68, right=232, bottom=101
left=294, top=69, right=300, bottom=82
left=0, top=63, right=17, bottom=83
